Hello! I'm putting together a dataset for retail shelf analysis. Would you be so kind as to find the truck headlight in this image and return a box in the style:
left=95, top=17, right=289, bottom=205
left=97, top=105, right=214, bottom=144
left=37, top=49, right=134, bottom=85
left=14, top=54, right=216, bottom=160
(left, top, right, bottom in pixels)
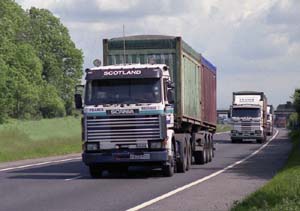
left=149, top=141, right=163, bottom=149
left=231, top=130, right=237, bottom=134
left=86, top=142, right=99, bottom=151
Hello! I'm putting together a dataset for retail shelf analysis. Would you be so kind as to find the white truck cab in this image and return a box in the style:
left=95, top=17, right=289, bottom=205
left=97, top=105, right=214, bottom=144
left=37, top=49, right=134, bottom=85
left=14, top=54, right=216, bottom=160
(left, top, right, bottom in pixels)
left=230, top=92, right=267, bottom=143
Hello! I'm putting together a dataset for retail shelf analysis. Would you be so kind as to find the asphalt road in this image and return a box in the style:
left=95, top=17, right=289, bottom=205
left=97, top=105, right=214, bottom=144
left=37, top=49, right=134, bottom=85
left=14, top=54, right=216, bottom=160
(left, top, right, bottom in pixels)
left=0, top=129, right=292, bottom=211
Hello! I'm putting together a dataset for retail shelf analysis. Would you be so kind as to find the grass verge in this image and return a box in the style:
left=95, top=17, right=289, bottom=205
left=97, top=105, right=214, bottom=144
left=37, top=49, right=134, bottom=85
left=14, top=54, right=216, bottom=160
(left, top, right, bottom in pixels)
left=216, top=124, right=232, bottom=133
left=0, top=117, right=81, bottom=162
left=231, top=130, right=300, bottom=211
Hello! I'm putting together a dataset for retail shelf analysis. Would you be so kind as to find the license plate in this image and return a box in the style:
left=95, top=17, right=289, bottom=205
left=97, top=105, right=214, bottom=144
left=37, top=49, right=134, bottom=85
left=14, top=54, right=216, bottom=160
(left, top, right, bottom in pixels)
left=130, top=153, right=150, bottom=160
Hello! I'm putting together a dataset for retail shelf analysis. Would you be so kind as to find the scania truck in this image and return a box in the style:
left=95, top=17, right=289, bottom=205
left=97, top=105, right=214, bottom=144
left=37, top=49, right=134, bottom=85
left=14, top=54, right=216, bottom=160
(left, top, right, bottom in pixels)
left=75, top=35, right=217, bottom=177
left=230, top=91, right=267, bottom=143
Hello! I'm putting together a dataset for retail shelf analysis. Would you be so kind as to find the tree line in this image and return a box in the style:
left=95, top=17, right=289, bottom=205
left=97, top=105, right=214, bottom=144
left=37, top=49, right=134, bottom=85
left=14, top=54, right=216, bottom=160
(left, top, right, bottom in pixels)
left=0, top=0, right=83, bottom=123
left=292, top=89, right=300, bottom=128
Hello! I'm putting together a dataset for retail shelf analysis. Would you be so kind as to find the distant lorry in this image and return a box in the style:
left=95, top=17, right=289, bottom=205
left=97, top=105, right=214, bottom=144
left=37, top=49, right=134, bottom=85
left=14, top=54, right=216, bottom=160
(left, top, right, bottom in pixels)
left=75, top=35, right=217, bottom=177
left=230, top=91, right=267, bottom=143
left=266, top=105, right=274, bottom=135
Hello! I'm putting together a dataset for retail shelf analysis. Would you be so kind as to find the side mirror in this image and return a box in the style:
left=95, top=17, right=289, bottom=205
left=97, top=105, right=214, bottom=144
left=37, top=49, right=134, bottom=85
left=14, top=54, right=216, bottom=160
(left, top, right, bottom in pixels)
left=167, top=81, right=175, bottom=89
left=74, top=85, right=84, bottom=109
left=167, top=89, right=175, bottom=104
left=229, top=106, right=232, bottom=118
left=74, top=94, right=83, bottom=109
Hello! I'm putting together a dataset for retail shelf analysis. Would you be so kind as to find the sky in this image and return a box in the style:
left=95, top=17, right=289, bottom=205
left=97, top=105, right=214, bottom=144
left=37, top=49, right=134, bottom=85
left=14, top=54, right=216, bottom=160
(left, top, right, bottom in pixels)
left=15, top=0, right=300, bottom=109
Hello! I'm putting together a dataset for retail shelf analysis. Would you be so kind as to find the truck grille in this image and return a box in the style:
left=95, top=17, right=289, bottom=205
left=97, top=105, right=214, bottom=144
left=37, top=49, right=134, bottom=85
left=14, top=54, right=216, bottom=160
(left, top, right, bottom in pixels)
left=86, top=115, right=161, bottom=142
left=241, top=122, right=260, bottom=131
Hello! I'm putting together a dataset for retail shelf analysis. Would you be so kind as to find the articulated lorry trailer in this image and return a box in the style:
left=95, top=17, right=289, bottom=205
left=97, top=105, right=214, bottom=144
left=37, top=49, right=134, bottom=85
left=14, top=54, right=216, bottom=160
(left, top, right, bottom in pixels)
left=266, top=105, right=274, bottom=136
left=230, top=91, right=268, bottom=143
left=75, top=35, right=217, bottom=177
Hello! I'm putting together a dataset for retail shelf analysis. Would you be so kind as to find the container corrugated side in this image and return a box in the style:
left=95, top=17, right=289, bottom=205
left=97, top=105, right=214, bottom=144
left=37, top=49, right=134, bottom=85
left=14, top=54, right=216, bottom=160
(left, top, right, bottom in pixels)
left=180, top=48, right=202, bottom=122
left=201, top=56, right=217, bottom=126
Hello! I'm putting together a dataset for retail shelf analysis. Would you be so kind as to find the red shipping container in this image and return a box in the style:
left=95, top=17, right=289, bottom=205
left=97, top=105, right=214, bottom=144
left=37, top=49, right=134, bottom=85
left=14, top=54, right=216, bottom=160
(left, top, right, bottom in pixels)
left=201, top=56, right=217, bottom=126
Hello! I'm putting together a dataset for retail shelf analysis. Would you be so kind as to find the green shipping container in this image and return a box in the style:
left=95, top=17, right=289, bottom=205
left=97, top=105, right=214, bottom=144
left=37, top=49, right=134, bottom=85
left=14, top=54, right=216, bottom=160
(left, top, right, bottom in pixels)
left=103, top=35, right=216, bottom=129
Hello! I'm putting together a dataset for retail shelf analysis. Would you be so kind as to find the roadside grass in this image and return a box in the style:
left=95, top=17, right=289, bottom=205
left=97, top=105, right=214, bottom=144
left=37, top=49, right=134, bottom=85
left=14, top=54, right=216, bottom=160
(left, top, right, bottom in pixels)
left=231, top=130, right=300, bottom=211
left=0, top=117, right=81, bottom=162
left=216, top=124, right=232, bottom=133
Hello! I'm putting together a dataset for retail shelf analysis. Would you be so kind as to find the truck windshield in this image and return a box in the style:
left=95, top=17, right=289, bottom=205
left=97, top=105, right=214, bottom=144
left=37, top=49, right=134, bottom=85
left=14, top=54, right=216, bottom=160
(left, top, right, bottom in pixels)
left=85, top=78, right=161, bottom=105
left=232, top=108, right=260, bottom=118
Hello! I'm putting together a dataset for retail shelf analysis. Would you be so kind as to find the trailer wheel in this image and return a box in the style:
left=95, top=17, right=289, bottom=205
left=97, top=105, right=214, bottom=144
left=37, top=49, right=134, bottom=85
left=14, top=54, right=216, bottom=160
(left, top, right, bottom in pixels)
left=194, top=150, right=205, bottom=164
left=204, top=138, right=210, bottom=163
left=176, top=139, right=187, bottom=173
left=186, top=139, right=192, bottom=171
left=89, top=165, right=103, bottom=178
left=208, top=137, right=213, bottom=162
left=193, top=138, right=206, bottom=165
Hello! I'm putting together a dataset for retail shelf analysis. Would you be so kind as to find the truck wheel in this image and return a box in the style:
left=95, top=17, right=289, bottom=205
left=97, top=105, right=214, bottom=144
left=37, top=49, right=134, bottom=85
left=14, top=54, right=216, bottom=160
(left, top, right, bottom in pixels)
left=186, top=140, right=192, bottom=171
left=204, top=138, right=210, bottom=163
left=89, top=166, right=103, bottom=178
left=176, top=139, right=187, bottom=173
left=193, top=138, right=206, bottom=165
left=194, top=150, right=206, bottom=164
left=212, top=137, right=215, bottom=158
left=162, top=163, right=174, bottom=177
left=207, top=138, right=213, bottom=162
left=162, top=141, right=176, bottom=177
left=256, top=138, right=263, bottom=144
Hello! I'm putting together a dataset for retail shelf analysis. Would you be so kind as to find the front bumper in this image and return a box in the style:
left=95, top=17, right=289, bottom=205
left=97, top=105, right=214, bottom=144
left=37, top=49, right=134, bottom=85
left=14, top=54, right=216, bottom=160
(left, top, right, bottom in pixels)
left=231, top=132, right=263, bottom=140
left=82, top=149, right=169, bottom=166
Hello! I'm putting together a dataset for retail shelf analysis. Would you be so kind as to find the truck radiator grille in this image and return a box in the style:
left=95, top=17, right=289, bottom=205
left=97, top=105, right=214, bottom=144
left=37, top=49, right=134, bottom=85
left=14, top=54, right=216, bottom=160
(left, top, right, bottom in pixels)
left=241, top=122, right=260, bottom=131
left=86, top=116, right=161, bottom=142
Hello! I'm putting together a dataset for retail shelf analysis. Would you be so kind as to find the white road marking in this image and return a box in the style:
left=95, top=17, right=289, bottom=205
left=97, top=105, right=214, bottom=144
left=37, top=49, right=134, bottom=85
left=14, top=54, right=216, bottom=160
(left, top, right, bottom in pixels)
left=65, top=175, right=83, bottom=181
left=127, top=129, right=279, bottom=211
left=0, top=157, right=81, bottom=172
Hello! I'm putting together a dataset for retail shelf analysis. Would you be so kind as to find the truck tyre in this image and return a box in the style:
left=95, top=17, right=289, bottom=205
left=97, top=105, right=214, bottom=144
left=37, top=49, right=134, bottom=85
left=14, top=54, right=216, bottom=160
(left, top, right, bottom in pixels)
left=212, top=136, right=215, bottom=158
left=208, top=137, right=213, bottom=162
left=204, top=138, right=210, bottom=163
left=176, top=139, right=187, bottom=173
left=186, top=139, right=192, bottom=171
left=89, top=166, right=103, bottom=178
left=231, top=138, right=237, bottom=143
left=162, top=163, right=174, bottom=177
left=193, top=139, right=206, bottom=165
left=257, top=134, right=267, bottom=144
left=194, top=151, right=204, bottom=164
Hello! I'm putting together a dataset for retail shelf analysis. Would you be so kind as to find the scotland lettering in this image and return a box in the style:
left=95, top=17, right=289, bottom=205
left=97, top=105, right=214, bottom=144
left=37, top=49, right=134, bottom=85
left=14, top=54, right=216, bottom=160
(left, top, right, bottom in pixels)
left=103, top=70, right=142, bottom=76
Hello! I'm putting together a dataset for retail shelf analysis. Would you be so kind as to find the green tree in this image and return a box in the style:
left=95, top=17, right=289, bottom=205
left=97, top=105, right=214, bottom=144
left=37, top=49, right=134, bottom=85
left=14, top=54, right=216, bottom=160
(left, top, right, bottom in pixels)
left=0, top=59, right=10, bottom=123
left=39, top=84, right=66, bottom=118
left=0, top=0, right=34, bottom=120
left=293, top=89, right=300, bottom=114
left=28, top=8, right=83, bottom=115
left=293, top=89, right=300, bottom=126
left=10, top=44, right=43, bottom=119
left=0, top=1, right=83, bottom=122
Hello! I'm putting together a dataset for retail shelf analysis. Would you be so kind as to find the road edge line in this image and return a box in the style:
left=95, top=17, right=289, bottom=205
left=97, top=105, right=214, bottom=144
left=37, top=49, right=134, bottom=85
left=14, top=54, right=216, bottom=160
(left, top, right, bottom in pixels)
left=0, top=157, right=81, bottom=172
